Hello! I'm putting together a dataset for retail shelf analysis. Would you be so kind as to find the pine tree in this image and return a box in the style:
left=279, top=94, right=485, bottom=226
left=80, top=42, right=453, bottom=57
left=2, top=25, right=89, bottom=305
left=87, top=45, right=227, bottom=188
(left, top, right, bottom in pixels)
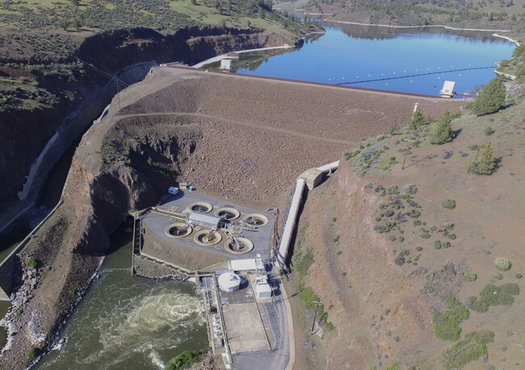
left=407, top=111, right=426, bottom=130
left=472, top=77, right=506, bottom=116
left=467, top=142, right=497, bottom=175
left=429, top=112, right=453, bottom=145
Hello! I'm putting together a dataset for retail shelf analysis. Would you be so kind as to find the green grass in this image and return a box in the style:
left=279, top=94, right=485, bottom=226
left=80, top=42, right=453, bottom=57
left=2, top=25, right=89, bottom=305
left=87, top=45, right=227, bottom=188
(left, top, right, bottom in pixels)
left=468, top=283, right=520, bottom=313
left=442, top=330, right=494, bottom=369
left=433, top=296, right=470, bottom=341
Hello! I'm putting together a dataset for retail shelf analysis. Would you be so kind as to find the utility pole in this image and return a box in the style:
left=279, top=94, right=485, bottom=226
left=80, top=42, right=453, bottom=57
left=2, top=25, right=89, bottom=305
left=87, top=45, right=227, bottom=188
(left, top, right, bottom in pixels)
left=311, top=301, right=322, bottom=334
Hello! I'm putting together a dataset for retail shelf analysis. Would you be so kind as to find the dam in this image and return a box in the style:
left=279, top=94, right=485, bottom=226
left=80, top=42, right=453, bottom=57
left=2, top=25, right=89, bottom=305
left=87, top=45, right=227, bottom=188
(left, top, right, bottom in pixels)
left=0, top=63, right=463, bottom=368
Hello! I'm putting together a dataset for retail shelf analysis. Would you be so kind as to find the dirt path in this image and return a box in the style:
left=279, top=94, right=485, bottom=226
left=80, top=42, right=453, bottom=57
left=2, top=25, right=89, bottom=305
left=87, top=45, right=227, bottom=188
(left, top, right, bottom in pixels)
left=114, top=112, right=358, bottom=146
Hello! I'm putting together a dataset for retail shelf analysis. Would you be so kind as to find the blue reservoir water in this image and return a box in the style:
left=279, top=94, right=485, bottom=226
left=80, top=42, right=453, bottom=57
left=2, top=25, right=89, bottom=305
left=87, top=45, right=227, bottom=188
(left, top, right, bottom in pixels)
left=235, top=24, right=515, bottom=97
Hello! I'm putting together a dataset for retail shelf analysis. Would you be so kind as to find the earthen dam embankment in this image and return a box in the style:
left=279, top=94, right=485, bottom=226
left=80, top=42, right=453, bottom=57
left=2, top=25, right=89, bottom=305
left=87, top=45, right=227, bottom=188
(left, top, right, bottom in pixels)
left=0, top=64, right=462, bottom=369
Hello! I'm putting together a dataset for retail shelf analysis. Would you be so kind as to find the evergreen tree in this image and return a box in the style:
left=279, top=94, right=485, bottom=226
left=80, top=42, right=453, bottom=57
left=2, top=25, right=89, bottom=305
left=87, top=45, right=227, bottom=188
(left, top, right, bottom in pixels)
left=407, top=111, right=426, bottom=130
left=467, top=142, right=497, bottom=175
left=429, top=112, right=453, bottom=144
left=472, top=77, right=506, bottom=116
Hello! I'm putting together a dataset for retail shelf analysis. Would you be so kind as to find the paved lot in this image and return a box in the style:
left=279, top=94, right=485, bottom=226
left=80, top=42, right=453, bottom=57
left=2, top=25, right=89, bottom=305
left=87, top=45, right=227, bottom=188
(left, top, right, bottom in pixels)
left=223, top=302, right=269, bottom=354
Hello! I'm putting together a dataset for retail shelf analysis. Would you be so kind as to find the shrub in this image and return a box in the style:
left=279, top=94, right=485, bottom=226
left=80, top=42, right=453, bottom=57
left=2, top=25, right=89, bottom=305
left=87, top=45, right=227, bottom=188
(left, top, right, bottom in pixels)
left=165, top=350, right=201, bottom=370
left=25, top=257, right=38, bottom=268
left=467, top=143, right=497, bottom=175
left=433, top=296, right=470, bottom=341
left=407, top=111, right=427, bottom=130
left=462, top=272, right=477, bottom=282
left=300, top=287, right=320, bottom=308
left=483, top=126, right=495, bottom=136
left=429, top=112, right=454, bottom=144
left=441, top=199, right=456, bottom=209
left=441, top=330, right=494, bottom=369
left=472, top=77, right=506, bottom=116
left=516, top=273, right=523, bottom=279
left=494, top=257, right=511, bottom=271
left=28, top=347, right=38, bottom=358
left=69, top=283, right=79, bottom=296
left=295, top=250, right=314, bottom=276
left=415, top=246, right=423, bottom=252
left=402, top=184, right=418, bottom=194
left=468, top=283, right=520, bottom=312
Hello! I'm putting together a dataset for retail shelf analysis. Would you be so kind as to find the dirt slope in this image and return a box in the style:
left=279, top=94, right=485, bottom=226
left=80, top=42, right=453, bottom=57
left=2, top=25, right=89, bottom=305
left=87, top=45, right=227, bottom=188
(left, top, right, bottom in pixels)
left=291, top=85, right=525, bottom=369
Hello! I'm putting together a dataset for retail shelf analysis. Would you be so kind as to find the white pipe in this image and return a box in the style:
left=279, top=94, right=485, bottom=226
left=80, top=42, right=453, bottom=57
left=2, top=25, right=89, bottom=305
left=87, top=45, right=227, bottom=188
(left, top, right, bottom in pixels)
left=316, top=160, right=339, bottom=173
left=277, top=179, right=306, bottom=268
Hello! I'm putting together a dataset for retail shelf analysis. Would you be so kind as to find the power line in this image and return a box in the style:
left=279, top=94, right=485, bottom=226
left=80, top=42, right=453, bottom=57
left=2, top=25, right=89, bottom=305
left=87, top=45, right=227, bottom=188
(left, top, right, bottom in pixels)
left=336, top=66, right=494, bottom=85
left=14, top=21, right=176, bottom=114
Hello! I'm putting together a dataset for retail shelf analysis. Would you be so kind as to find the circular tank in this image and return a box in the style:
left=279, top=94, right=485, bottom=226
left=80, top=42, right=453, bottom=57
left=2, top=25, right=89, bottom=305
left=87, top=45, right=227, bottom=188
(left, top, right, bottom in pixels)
left=224, top=237, right=254, bottom=254
left=193, top=229, right=222, bottom=246
left=214, top=207, right=241, bottom=220
left=188, top=201, right=213, bottom=213
left=241, top=213, right=268, bottom=227
left=165, top=223, right=193, bottom=238
left=218, top=272, right=241, bottom=292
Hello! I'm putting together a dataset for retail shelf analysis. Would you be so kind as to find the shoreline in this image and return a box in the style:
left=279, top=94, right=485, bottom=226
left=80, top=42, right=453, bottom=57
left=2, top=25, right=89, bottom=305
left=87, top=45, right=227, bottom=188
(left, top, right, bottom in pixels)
left=191, top=44, right=296, bottom=69
left=325, top=19, right=512, bottom=34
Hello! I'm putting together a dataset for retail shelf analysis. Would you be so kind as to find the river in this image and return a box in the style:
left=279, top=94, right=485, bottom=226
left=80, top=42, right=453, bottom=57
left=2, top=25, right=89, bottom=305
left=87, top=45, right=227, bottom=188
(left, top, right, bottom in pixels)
left=234, top=23, right=515, bottom=96
left=35, top=228, right=208, bottom=370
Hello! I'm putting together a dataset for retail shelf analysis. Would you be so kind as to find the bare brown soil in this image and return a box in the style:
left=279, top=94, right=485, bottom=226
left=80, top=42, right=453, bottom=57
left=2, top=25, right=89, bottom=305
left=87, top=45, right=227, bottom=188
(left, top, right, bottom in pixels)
left=121, top=67, right=462, bottom=209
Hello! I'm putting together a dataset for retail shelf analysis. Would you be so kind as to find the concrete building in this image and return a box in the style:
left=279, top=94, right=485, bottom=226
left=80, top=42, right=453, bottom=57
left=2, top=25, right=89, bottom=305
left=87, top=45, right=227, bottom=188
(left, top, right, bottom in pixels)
left=440, top=80, right=456, bottom=98
left=188, top=212, right=221, bottom=228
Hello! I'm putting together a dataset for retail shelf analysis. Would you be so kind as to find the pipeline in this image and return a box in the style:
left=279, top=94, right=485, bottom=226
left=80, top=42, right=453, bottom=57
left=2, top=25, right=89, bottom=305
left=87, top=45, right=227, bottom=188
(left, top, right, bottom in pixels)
left=276, top=160, right=340, bottom=271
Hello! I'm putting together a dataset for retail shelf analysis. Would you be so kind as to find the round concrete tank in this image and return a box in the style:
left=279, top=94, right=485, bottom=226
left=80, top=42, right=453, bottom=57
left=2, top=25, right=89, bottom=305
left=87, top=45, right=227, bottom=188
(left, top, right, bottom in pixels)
left=193, top=229, right=222, bottom=246
left=241, top=213, right=268, bottom=227
left=188, top=201, right=213, bottom=213
left=224, top=237, right=254, bottom=254
left=218, top=272, right=241, bottom=292
left=214, top=207, right=241, bottom=220
left=165, top=222, right=193, bottom=238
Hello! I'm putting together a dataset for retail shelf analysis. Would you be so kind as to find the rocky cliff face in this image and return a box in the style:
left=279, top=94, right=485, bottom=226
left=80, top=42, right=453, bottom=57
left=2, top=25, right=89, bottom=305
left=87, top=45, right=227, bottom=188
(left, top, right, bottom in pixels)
left=0, top=26, right=292, bottom=203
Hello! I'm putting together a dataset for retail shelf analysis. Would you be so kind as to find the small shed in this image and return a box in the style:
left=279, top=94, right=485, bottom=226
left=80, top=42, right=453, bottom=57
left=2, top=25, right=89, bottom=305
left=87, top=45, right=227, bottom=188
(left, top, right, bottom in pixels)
left=220, top=58, right=233, bottom=71
left=188, top=212, right=221, bottom=228
left=440, top=81, right=456, bottom=98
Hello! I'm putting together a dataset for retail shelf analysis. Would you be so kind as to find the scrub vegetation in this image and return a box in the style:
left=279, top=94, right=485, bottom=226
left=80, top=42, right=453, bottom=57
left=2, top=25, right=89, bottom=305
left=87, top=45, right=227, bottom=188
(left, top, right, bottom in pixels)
left=302, top=0, right=525, bottom=31
left=0, top=0, right=307, bottom=112
left=292, top=223, right=335, bottom=331
left=433, top=296, right=470, bottom=341
left=164, top=350, right=202, bottom=370
left=441, top=330, right=495, bottom=369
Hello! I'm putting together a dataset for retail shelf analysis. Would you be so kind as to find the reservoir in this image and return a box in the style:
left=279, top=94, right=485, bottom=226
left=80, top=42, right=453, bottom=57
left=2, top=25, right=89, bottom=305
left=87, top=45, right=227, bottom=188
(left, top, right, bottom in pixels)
left=235, top=23, right=515, bottom=96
